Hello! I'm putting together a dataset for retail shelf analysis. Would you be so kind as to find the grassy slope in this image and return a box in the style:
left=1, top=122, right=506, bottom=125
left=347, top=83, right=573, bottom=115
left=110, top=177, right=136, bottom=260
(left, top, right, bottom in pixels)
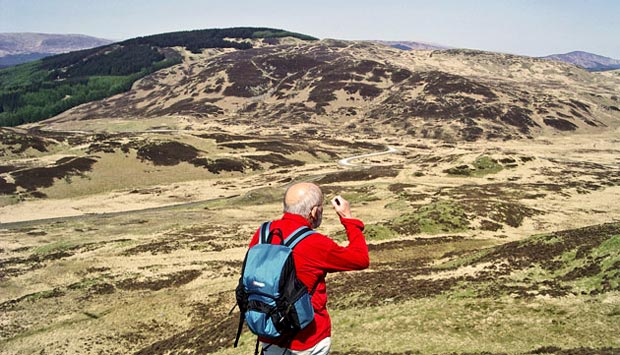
left=328, top=224, right=620, bottom=355
left=1, top=189, right=618, bottom=355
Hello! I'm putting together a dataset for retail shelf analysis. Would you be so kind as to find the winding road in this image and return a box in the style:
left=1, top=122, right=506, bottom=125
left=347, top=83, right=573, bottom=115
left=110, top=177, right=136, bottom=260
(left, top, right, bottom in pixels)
left=338, top=145, right=399, bottom=167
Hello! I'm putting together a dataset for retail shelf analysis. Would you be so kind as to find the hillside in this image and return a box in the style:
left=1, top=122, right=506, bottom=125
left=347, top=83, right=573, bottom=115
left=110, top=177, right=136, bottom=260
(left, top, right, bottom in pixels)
left=41, top=40, right=620, bottom=141
left=0, top=33, right=113, bottom=68
left=541, top=51, right=620, bottom=72
left=0, top=28, right=317, bottom=127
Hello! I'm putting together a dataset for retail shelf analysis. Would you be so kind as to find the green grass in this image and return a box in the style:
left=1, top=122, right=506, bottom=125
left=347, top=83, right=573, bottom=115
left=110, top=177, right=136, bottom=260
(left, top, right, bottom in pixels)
left=68, top=277, right=108, bottom=290
left=353, top=199, right=471, bottom=239
left=568, top=235, right=620, bottom=293
left=385, top=199, right=409, bottom=210
left=22, top=288, right=64, bottom=302
left=445, top=155, right=504, bottom=177
left=432, top=224, right=620, bottom=298
left=363, top=224, right=397, bottom=241
left=433, top=247, right=494, bottom=270
left=330, top=293, right=620, bottom=354
left=524, top=233, right=620, bottom=294
left=392, top=199, right=470, bottom=235
left=597, top=235, right=620, bottom=262
left=340, top=190, right=380, bottom=204
left=415, top=200, right=470, bottom=233
left=232, top=187, right=282, bottom=206
left=33, top=240, right=78, bottom=255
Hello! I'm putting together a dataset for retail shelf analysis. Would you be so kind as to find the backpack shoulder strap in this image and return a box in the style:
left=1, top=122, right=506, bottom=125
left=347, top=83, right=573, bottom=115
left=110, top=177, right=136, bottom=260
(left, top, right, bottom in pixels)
left=258, top=222, right=271, bottom=244
left=309, top=275, right=324, bottom=296
left=283, top=226, right=315, bottom=249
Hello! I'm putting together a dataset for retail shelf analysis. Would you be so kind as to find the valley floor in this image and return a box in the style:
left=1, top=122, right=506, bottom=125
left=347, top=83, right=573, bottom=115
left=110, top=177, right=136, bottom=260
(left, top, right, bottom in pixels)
left=1, top=127, right=619, bottom=354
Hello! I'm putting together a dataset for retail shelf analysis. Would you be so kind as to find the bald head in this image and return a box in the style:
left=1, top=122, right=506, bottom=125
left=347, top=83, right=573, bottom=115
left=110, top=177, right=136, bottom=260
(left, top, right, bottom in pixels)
left=283, top=182, right=323, bottom=217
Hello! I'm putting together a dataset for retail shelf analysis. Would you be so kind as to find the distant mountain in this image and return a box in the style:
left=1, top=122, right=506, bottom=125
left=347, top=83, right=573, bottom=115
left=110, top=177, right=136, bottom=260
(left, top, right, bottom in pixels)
left=541, top=51, right=620, bottom=72
left=0, top=33, right=114, bottom=67
left=373, top=40, right=451, bottom=51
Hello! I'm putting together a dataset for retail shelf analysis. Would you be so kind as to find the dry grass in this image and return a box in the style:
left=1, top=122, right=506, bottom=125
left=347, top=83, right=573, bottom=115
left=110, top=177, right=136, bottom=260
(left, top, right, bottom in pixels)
left=2, top=129, right=619, bottom=354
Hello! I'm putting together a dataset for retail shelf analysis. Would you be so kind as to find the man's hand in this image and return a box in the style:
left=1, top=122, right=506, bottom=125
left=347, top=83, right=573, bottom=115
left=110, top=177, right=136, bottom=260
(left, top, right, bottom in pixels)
left=331, top=195, right=352, bottom=219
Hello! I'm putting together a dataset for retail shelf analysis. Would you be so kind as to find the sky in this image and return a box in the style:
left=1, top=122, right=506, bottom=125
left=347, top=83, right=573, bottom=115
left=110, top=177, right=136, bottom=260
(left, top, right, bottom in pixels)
left=1, top=0, right=619, bottom=58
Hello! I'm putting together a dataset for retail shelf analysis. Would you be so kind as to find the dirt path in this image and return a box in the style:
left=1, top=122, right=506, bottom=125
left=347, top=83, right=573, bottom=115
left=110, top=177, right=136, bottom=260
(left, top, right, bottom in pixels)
left=337, top=146, right=399, bottom=167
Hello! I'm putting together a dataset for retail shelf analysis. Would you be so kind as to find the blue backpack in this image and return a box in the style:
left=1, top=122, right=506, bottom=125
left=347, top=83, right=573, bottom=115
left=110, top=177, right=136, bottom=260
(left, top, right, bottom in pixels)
left=234, top=222, right=319, bottom=349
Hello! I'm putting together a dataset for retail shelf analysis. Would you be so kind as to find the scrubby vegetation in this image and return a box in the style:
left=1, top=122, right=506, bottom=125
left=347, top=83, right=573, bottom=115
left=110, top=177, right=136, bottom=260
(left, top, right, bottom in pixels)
left=436, top=223, right=620, bottom=297
left=1, top=131, right=619, bottom=354
left=391, top=200, right=470, bottom=235
left=0, top=34, right=619, bottom=354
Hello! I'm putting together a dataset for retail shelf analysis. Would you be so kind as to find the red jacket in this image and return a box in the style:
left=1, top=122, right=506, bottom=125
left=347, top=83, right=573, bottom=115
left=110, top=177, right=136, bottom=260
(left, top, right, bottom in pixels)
left=248, top=213, right=369, bottom=350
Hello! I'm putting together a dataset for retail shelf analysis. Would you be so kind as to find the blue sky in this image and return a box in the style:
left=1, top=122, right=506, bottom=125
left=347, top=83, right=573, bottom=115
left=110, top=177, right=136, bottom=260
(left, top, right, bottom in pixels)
left=1, top=0, right=619, bottom=58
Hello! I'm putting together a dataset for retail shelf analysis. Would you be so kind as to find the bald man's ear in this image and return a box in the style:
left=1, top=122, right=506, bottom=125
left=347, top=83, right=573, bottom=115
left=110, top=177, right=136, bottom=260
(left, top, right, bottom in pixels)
left=310, top=206, right=319, bottom=219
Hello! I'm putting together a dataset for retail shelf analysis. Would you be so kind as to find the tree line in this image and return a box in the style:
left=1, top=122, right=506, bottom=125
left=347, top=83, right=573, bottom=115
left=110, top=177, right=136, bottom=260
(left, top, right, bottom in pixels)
left=123, top=27, right=317, bottom=53
left=0, top=56, right=180, bottom=127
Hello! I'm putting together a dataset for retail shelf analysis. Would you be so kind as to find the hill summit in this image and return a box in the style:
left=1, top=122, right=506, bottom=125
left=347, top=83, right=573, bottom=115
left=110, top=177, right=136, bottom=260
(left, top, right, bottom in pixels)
left=541, top=51, right=620, bottom=71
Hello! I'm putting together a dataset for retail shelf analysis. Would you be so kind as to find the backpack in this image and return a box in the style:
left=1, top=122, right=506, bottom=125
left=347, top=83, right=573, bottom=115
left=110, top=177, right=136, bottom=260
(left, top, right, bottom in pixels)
left=234, top=221, right=319, bottom=349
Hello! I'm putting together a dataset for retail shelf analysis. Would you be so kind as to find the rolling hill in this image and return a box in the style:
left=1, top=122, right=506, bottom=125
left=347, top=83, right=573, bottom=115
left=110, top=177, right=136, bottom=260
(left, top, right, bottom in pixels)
left=40, top=39, right=620, bottom=142
left=3, top=29, right=620, bottom=141
left=541, top=51, right=620, bottom=72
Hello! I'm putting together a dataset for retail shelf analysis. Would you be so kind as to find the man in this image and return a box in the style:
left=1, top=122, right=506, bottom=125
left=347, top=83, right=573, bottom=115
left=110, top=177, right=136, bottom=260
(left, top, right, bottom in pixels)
left=247, top=182, right=369, bottom=355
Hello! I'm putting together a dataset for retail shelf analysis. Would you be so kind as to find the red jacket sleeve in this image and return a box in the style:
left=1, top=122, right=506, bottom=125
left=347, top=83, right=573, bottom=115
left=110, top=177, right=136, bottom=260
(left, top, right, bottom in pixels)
left=319, top=217, right=369, bottom=272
